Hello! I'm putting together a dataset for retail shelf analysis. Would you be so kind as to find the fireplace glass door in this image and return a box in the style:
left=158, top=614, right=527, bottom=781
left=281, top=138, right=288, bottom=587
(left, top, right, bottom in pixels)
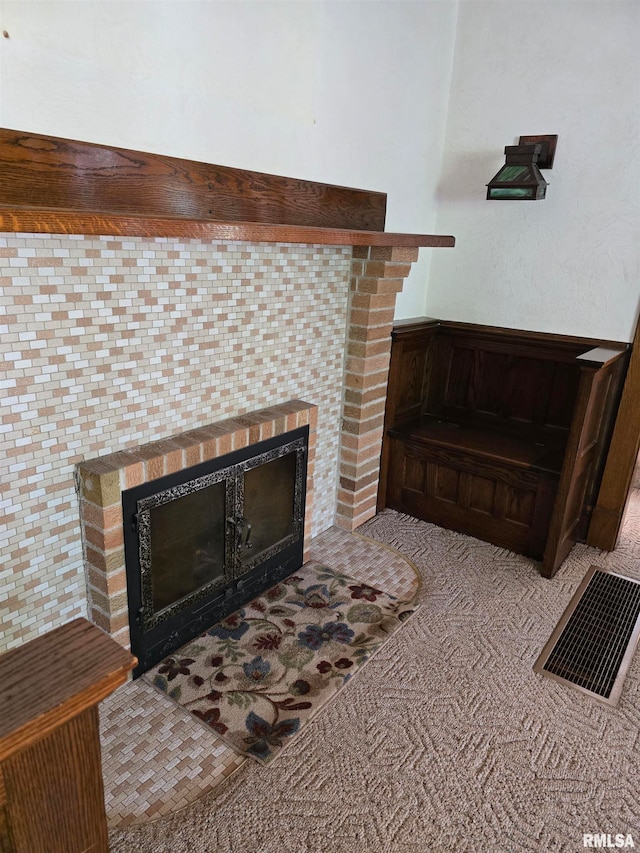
left=149, top=479, right=228, bottom=613
left=123, top=426, right=308, bottom=676
left=240, top=452, right=297, bottom=566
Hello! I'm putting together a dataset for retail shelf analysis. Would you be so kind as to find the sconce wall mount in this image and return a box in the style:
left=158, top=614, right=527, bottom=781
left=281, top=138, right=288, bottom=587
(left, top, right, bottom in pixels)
left=487, top=134, right=558, bottom=200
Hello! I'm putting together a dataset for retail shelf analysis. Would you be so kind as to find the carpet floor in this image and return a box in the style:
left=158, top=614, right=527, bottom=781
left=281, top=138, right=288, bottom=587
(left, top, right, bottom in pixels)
left=109, top=492, right=640, bottom=853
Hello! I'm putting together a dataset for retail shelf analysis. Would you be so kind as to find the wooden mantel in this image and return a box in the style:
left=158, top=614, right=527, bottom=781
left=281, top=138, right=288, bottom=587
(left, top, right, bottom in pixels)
left=0, top=129, right=455, bottom=248
left=0, top=207, right=455, bottom=247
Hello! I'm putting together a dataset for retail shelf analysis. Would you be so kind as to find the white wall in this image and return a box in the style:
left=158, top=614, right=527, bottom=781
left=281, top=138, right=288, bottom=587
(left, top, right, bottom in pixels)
left=428, top=0, right=640, bottom=342
left=0, top=0, right=459, bottom=318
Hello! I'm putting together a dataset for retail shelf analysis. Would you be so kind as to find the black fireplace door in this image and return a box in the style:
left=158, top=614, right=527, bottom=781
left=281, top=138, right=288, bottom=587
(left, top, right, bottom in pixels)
left=123, top=426, right=308, bottom=676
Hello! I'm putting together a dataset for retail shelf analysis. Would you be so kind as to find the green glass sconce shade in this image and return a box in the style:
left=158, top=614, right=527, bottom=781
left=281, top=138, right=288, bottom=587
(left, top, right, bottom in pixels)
left=487, top=135, right=558, bottom=200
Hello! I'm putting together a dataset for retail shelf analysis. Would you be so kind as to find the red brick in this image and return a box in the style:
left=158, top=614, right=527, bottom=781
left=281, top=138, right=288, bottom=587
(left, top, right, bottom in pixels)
left=350, top=505, right=378, bottom=529
left=106, top=608, right=130, bottom=634
left=369, top=246, right=420, bottom=263
left=164, top=446, right=186, bottom=474
left=81, top=500, right=123, bottom=531
left=185, top=443, right=203, bottom=467
left=359, top=412, right=385, bottom=433
left=110, top=625, right=131, bottom=650
left=337, top=481, right=379, bottom=509
left=345, top=451, right=383, bottom=476
left=349, top=306, right=396, bottom=329
left=195, top=424, right=228, bottom=461
left=78, top=464, right=120, bottom=507
left=83, top=523, right=124, bottom=553
left=339, top=468, right=379, bottom=492
left=232, top=427, right=250, bottom=450
left=350, top=291, right=397, bottom=311
left=85, top=544, right=126, bottom=575
left=342, top=397, right=387, bottom=422
left=89, top=585, right=128, bottom=618
left=90, top=606, right=111, bottom=633
left=353, top=277, right=404, bottom=295
left=347, top=339, right=392, bottom=360
left=362, top=260, right=412, bottom=279
left=270, top=414, right=289, bottom=436
left=339, top=428, right=384, bottom=453
left=145, top=455, right=165, bottom=481
left=348, top=322, right=394, bottom=343
left=88, top=565, right=127, bottom=597
left=259, top=419, right=275, bottom=441
left=345, top=352, right=390, bottom=376
left=215, top=432, right=233, bottom=457
left=344, top=385, right=387, bottom=408
left=342, top=412, right=385, bottom=437
left=87, top=566, right=109, bottom=598
left=334, top=513, right=354, bottom=531
left=233, top=414, right=266, bottom=445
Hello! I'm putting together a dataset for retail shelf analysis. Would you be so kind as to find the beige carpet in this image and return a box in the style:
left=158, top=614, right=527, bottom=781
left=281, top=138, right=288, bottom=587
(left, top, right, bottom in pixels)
left=109, top=492, right=640, bottom=853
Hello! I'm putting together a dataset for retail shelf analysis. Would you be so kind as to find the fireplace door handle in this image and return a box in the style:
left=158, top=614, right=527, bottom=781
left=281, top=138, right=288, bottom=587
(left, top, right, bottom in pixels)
left=227, top=516, right=253, bottom=551
left=239, top=515, right=253, bottom=550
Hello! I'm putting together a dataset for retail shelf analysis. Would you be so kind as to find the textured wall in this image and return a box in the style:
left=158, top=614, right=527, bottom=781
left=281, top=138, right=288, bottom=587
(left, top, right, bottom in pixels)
left=0, top=234, right=351, bottom=651
left=427, top=0, right=640, bottom=341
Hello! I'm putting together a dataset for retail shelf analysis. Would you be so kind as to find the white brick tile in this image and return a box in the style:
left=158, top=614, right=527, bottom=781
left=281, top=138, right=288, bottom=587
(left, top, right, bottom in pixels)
left=0, top=233, right=352, bottom=651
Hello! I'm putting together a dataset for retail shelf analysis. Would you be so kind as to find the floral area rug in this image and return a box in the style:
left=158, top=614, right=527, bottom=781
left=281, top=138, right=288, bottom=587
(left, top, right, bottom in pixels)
left=146, top=562, right=417, bottom=764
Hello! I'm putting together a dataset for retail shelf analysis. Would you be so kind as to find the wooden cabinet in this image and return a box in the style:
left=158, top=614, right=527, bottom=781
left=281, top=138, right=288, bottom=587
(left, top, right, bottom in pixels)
left=0, top=619, right=136, bottom=853
left=379, top=320, right=628, bottom=577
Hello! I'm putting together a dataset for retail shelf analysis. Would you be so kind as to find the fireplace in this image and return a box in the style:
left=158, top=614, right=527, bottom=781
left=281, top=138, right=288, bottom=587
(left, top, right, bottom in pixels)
left=0, top=129, right=455, bottom=655
left=123, top=426, right=308, bottom=676
left=77, top=401, right=317, bottom=655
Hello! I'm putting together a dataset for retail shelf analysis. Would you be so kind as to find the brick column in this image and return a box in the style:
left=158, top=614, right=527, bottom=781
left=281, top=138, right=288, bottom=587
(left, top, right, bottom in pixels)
left=336, top=246, right=419, bottom=530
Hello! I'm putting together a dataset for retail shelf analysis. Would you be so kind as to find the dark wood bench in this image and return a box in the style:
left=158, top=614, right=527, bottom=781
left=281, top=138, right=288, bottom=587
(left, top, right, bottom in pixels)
left=378, top=320, right=629, bottom=577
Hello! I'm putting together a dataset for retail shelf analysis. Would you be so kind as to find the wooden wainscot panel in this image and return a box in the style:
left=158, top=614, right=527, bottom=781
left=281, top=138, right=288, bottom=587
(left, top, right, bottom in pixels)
left=386, top=432, right=558, bottom=559
left=380, top=320, right=629, bottom=576
left=377, top=318, right=439, bottom=512
left=588, top=319, right=640, bottom=551
left=542, top=347, right=629, bottom=577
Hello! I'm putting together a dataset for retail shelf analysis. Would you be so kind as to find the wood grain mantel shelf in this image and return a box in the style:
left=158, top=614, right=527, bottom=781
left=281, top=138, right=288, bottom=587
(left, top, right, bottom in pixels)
left=0, top=206, right=455, bottom=247
left=0, top=618, right=136, bottom=853
left=0, top=129, right=455, bottom=248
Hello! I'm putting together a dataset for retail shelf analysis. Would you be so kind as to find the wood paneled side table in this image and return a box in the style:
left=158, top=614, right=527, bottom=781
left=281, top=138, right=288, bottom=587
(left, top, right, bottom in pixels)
left=0, top=618, right=136, bottom=853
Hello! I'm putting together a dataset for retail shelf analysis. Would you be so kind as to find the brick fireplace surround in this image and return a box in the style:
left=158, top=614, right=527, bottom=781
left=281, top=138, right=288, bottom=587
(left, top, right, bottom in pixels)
left=78, top=400, right=318, bottom=648
left=0, top=129, right=454, bottom=654
left=74, top=244, right=420, bottom=649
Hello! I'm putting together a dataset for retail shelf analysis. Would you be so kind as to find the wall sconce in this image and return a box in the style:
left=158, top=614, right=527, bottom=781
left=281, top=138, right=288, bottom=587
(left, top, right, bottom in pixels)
left=486, top=135, right=558, bottom=200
